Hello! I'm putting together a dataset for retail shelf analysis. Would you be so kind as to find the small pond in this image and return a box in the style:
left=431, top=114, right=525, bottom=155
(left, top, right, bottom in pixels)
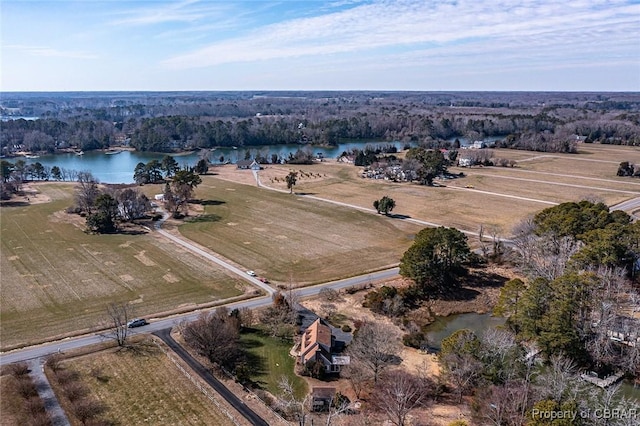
left=423, top=312, right=505, bottom=351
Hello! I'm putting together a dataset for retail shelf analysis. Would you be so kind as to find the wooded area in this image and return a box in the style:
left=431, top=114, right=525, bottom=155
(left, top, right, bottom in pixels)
left=1, top=91, right=639, bottom=154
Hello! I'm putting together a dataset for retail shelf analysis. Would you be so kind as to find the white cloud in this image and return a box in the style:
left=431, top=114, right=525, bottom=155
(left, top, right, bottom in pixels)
left=4, top=44, right=98, bottom=59
left=162, top=0, right=640, bottom=70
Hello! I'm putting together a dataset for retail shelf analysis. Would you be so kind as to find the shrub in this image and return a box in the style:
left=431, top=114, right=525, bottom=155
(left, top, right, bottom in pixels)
left=63, top=381, right=90, bottom=402
left=24, top=396, right=47, bottom=415
left=54, top=369, right=80, bottom=385
left=46, top=354, right=63, bottom=373
left=402, top=331, right=427, bottom=349
left=8, top=362, right=30, bottom=377
left=341, top=325, right=352, bottom=333
left=15, top=377, right=38, bottom=399
left=73, top=398, right=106, bottom=424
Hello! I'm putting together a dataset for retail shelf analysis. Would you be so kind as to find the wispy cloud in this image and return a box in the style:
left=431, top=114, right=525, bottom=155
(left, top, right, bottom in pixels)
left=109, top=0, right=228, bottom=26
left=163, top=0, right=640, bottom=70
left=4, top=44, right=98, bottom=59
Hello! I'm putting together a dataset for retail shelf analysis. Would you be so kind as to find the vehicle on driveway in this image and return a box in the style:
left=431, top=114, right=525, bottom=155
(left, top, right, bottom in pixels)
left=127, top=318, right=148, bottom=328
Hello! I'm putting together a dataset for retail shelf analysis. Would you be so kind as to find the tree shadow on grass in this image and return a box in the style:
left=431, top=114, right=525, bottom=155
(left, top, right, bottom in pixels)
left=192, top=199, right=226, bottom=206
left=389, top=213, right=411, bottom=220
left=0, top=200, right=30, bottom=207
left=185, top=214, right=222, bottom=223
left=117, top=229, right=148, bottom=235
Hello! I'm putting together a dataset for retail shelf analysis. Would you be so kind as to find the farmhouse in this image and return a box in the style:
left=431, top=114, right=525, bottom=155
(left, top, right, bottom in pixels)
left=236, top=160, right=261, bottom=170
left=299, top=318, right=350, bottom=373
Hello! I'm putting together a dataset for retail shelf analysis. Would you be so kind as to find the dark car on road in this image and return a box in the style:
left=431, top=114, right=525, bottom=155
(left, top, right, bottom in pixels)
left=127, top=318, right=148, bottom=328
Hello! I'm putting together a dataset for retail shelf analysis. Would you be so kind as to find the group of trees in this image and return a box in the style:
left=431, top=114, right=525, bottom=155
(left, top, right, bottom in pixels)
left=3, top=92, right=638, bottom=157
left=71, top=172, right=151, bottom=233
left=1, top=158, right=83, bottom=200
left=617, top=161, right=640, bottom=177
left=403, top=147, right=450, bottom=185
left=373, top=195, right=396, bottom=215
left=439, top=327, right=639, bottom=426
left=399, top=226, right=472, bottom=295
left=133, top=155, right=185, bottom=185
left=497, top=201, right=640, bottom=384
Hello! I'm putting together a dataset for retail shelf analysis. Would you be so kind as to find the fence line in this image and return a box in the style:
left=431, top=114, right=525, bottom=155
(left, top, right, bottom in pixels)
left=153, top=340, right=242, bottom=426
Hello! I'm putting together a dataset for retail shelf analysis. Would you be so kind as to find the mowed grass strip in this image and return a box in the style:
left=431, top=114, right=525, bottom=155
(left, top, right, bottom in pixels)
left=447, top=170, right=637, bottom=206
left=57, top=345, right=236, bottom=426
left=0, top=183, right=245, bottom=350
left=240, top=329, right=307, bottom=400
left=181, top=177, right=421, bottom=284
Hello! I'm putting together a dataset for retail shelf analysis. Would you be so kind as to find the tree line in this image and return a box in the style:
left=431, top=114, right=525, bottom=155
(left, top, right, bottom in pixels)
left=3, top=92, right=639, bottom=156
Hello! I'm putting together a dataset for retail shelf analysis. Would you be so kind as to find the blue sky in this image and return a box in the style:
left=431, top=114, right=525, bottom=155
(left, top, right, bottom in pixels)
left=1, top=0, right=639, bottom=91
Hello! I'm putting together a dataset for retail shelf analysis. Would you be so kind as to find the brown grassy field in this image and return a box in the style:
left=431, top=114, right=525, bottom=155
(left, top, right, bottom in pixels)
left=180, top=176, right=421, bottom=285
left=51, top=342, right=236, bottom=426
left=0, top=183, right=247, bottom=350
left=210, top=143, right=639, bottom=237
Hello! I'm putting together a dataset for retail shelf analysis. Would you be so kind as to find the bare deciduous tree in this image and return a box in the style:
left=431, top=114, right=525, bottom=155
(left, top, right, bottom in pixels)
left=534, top=355, right=582, bottom=403
left=343, top=360, right=370, bottom=400
left=277, top=376, right=310, bottom=426
left=373, top=371, right=428, bottom=426
left=75, top=171, right=100, bottom=214
left=182, top=308, right=240, bottom=369
left=105, top=302, right=132, bottom=347
left=347, top=321, right=400, bottom=383
left=441, top=352, right=482, bottom=403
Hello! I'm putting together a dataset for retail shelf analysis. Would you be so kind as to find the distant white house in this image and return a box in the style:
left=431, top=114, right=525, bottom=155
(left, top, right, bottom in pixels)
left=154, top=194, right=165, bottom=201
left=471, top=141, right=487, bottom=149
left=237, top=160, right=261, bottom=170
left=458, top=158, right=473, bottom=167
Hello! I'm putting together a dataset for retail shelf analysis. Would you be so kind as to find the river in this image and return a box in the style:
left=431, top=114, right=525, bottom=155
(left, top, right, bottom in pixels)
left=19, top=141, right=409, bottom=184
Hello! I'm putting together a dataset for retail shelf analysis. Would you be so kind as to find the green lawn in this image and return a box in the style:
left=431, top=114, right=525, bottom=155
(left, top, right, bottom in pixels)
left=180, top=176, right=421, bottom=285
left=240, top=328, right=307, bottom=400
left=0, top=183, right=246, bottom=350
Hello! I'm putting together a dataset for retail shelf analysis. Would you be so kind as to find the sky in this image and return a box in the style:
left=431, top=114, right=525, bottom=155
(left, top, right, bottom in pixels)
left=1, top=0, right=639, bottom=92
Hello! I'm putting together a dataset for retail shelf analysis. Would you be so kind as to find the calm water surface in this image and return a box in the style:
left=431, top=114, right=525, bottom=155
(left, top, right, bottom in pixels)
left=21, top=141, right=410, bottom=183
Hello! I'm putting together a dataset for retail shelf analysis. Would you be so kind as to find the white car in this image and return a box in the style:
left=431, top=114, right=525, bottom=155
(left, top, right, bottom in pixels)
left=246, top=270, right=256, bottom=277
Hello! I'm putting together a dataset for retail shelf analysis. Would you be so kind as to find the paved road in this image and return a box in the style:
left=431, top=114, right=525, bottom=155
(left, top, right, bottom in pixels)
left=0, top=267, right=399, bottom=366
left=154, top=212, right=275, bottom=296
left=153, top=328, right=269, bottom=426
left=611, top=196, right=640, bottom=220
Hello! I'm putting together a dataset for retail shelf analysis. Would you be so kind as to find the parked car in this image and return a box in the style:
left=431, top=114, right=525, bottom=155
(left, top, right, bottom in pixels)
left=127, top=318, right=148, bottom=328
left=258, top=277, right=269, bottom=283
left=246, top=270, right=256, bottom=277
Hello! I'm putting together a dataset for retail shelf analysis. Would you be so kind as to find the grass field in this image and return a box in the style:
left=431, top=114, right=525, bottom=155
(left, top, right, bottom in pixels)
left=213, top=144, right=639, bottom=237
left=180, top=177, right=421, bottom=284
left=0, top=183, right=246, bottom=350
left=240, top=329, right=307, bottom=400
left=54, top=343, right=235, bottom=426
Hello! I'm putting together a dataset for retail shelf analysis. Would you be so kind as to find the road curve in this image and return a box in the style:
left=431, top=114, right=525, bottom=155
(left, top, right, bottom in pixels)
left=153, top=328, right=269, bottom=426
